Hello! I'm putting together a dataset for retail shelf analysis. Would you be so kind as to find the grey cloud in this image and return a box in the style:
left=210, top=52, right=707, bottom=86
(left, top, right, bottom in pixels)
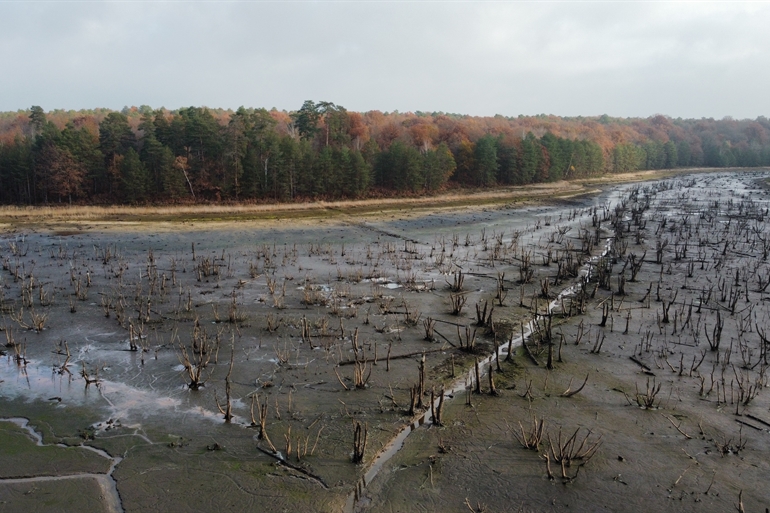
left=1, top=1, right=768, bottom=118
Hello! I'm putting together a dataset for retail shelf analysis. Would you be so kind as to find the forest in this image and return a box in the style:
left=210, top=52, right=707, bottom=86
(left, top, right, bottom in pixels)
left=1, top=102, right=769, bottom=204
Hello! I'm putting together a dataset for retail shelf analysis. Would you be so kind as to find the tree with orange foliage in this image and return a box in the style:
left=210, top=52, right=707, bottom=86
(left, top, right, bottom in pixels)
left=347, top=112, right=370, bottom=151
left=376, top=122, right=402, bottom=150
left=409, top=122, right=438, bottom=154
left=40, top=143, right=86, bottom=204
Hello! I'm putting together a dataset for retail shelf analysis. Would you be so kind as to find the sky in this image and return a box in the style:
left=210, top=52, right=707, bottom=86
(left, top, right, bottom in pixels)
left=1, top=0, right=769, bottom=119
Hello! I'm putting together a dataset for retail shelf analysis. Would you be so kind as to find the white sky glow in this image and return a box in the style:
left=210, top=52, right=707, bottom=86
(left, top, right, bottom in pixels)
left=2, top=0, right=769, bottom=118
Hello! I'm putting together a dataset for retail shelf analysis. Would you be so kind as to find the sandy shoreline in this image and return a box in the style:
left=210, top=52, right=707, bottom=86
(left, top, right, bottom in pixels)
left=1, top=168, right=761, bottom=234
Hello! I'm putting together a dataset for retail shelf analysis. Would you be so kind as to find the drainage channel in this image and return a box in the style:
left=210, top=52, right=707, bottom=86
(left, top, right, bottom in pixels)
left=344, top=228, right=615, bottom=513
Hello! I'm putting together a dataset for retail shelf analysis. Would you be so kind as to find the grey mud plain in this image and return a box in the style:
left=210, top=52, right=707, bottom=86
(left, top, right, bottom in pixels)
left=1, top=171, right=769, bottom=513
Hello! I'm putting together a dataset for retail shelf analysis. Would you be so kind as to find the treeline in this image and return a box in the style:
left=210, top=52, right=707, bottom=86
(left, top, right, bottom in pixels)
left=0, top=103, right=769, bottom=204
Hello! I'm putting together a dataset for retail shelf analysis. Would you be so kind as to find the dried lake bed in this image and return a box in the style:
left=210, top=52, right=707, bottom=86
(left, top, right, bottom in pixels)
left=1, top=170, right=769, bottom=513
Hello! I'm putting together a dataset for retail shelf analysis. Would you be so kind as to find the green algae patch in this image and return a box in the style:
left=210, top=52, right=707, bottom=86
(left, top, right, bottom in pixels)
left=0, top=477, right=112, bottom=513
left=112, top=441, right=347, bottom=513
left=0, top=398, right=106, bottom=446
left=0, top=421, right=111, bottom=479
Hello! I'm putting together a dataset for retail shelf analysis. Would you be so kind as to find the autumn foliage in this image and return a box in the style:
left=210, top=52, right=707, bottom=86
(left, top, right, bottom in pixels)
left=1, top=104, right=769, bottom=205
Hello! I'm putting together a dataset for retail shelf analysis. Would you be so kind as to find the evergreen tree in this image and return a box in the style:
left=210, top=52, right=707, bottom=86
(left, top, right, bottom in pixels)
left=313, top=145, right=334, bottom=197
left=495, top=136, right=518, bottom=185
left=59, top=122, right=102, bottom=197
left=518, top=133, right=544, bottom=184
left=292, top=101, right=321, bottom=142
left=452, top=140, right=476, bottom=185
left=423, top=142, right=456, bottom=192
left=99, top=112, right=136, bottom=198
left=29, top=106, right=47, bottom=136
left=541, top=132, right=572, bottom=181
left=120, top=148, right=150, bottom=203
left=31, top=121, right=61, bottom=203
left=346, top=148, right=371, bottom=196
left=0, top=136, right=33, bottom=204
left=474, top=135, right=498, bottom=186
left=612, top=143, right=644, bottom=173
left=677, top=140, right=692, bottom=167
left=663, top=141, right=678, bottom=168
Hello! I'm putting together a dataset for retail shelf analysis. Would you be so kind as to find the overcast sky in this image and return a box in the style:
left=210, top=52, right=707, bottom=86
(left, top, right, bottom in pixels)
left=1, top=0, right=768, bottom=119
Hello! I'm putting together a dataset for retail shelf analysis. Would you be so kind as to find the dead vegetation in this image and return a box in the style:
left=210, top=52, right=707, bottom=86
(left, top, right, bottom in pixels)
left=543, top=427, right=602, bottom=482
left=2, top=171, right=770, bottom=513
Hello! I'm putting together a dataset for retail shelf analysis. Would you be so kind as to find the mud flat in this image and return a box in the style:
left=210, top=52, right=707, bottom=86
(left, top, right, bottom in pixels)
left=359, top=171, right=770, bottom=512
left=0, top=169, right=768, bottom=512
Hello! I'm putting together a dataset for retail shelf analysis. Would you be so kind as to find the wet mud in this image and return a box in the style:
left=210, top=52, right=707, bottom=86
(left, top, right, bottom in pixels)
left=1, top=170, right=769, bottom=512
